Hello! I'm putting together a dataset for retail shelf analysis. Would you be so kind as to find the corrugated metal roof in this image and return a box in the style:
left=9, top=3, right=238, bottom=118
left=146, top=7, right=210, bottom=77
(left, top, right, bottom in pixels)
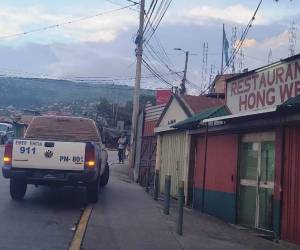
left=155, top=94, right=226, bottom=132
left=173, top=105, right=229, bottom=129
left=181, top=95, right=224, bottom=114
left=143, top=120, right=157, bottom=137
left=281, top=94, right=300, bottom=107
left=144, top=104, right=165, bottom=122
left=203, top=107, right=277, bottom=123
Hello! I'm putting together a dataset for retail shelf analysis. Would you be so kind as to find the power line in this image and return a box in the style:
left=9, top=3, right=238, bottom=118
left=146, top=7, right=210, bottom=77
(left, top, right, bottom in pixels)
left=104, top=0, right=139, bottom=12
left=144, top=19, right=173, bottom=67
left=67, top=72, right=180, bottom=81
left=198, top=0, right=264, bottom=95
left=143, top=4, right=174, bottom=66
left=143, top=0, right=158, bottom=34
left=142, top=58, right=174, bottom=87
left=0, top=4, right=137, bottom=40
left=222, top=0, right=263, bottom=73
left=144, top=0, right=173, bottom=44
left=144, top=43, right=202, bottom=91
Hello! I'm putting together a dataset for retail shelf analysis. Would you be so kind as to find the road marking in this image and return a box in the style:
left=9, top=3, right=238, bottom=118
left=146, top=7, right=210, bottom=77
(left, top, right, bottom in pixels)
left=69, top=204, right=93, bottom=250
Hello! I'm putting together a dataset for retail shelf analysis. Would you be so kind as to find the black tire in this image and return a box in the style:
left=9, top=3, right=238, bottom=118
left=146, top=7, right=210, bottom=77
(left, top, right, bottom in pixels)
left=86, top=176, right=100, bottom=203
left=10, top=179, right=27, bottom=200
left=100, top=163, right=110, bottom=187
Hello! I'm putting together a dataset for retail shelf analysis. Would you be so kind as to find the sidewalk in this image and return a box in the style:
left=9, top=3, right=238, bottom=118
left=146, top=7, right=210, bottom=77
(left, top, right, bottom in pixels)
left=82, top=161, right=182, bottom=250
left=83, top=161, right=299, bottom=250
left=153, top=195, right=299, bottom=250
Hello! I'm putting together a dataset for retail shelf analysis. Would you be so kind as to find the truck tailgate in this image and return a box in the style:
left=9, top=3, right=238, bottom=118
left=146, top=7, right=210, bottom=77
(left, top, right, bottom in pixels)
left=12, top=139, right=86, bottom=171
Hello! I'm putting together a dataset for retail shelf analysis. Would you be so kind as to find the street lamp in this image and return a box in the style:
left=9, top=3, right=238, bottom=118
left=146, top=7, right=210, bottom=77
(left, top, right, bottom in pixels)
left=174, top=48, right=189, bottom=94
left=174, top=48, right=187, bottom=53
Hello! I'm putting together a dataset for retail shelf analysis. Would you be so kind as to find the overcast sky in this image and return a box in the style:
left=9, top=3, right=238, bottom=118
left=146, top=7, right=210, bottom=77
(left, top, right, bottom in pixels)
left=0, top=0, right=299, bottom=92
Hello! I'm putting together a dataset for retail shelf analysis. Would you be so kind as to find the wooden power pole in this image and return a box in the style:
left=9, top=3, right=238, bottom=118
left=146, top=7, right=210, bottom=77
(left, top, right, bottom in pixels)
left=129, top=0, right=145, bottom=169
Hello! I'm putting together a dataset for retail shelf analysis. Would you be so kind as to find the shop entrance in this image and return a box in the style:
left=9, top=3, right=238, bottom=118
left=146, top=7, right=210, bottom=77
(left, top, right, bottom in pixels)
left=238, top=133, right=275, bottom=231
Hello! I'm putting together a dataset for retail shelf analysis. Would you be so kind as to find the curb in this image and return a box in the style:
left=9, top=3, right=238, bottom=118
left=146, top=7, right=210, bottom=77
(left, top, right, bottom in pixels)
left=69, top=205, right=94, bottom=250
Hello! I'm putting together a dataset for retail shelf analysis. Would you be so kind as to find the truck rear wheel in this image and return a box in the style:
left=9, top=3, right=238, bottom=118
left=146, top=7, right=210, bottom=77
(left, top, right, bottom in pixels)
left=100, top=163, right=109, bottom=187
left=10, top=179, right=27, bottom=200
left=86, top=176, right=100, bottom=203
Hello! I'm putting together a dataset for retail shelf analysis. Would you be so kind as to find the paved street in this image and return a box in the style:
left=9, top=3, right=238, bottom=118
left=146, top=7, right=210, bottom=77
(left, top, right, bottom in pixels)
left=0, top=146, right=87, bottom=250
left=0, top=147, right=124, bottom=250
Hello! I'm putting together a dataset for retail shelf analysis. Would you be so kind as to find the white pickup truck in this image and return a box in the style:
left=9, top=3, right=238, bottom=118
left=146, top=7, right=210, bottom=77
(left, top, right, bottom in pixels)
left=2, top=116, right=109, bottom=203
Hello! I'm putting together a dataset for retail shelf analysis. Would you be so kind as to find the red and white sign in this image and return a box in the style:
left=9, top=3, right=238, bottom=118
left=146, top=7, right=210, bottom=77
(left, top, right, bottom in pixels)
left=156, top=89, right=172, bottom=105
left=226, top=58, right=300, bottom=114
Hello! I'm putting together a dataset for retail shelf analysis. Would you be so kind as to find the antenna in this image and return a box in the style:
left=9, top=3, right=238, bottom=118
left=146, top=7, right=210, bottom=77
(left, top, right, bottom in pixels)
left=268, top=48, right=273, bottom=64
left=231, top=27, right=238, bottom=73
left=238, top=28, right=245, bottom=73
left=208, top=63, right=216, bottom=93
left=201, top=42, right=208, bottom=88
left=238, top=48, right=244, bottom=73
left=288, top=20, right=297, bottom=57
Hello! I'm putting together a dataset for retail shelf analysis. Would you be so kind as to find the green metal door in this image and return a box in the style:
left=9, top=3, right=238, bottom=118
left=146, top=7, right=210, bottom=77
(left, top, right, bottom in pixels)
left=238, top=133, right=275, bottom=231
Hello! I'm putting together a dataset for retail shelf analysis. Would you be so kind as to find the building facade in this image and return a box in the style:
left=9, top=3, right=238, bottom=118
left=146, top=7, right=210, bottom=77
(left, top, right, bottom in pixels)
left=174, top=54, right=300, bottom=245
left=155, top=94, right=224, bottom=198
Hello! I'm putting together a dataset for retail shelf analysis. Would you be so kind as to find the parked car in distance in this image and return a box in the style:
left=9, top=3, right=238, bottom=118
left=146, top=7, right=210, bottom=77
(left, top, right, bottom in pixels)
left=0, top=123, right=13, bottom=144
left=2, top=116, right=109, bottom=203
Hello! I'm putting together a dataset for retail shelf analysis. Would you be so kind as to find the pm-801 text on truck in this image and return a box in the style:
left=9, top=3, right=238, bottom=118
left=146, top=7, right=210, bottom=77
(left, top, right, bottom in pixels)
left=2, top=116, right=109, bottom=203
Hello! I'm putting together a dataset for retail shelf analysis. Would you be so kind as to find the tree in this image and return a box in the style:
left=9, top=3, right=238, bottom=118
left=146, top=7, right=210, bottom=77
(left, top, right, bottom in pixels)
left=140, top=94, right=156, bottom=109
left=96, top=98, right=112, bottom=119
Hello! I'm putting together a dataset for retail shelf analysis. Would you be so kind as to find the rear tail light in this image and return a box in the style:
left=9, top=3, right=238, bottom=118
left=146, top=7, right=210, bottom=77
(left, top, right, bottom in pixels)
left=3, top=142, right=13, bottom=166
left=85, top=142, right=96, bottom=169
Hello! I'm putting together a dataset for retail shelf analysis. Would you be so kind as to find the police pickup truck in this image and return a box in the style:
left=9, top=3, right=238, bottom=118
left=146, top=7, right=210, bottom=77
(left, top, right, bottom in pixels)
left=2, top=116, right=109, bottom=203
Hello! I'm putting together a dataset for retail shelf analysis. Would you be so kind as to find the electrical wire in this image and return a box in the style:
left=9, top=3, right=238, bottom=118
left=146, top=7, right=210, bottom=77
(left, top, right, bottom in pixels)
left=199, top=0, right=263, bottom=95
left=143, top=0, right=158, bottom=34
left=144, top=42, right=202, bottom=91
left=144, top=0, right=172, bottom=43
left=142, top=57, right=174, bottom=87
left=0, top=4, right=137, bottom=40
left=222, top=0, right=263, bottom=73
left=144, top=13, right=173, bottom=66
left=104, top=0, right=139, bottom=12
left=68, top=71, right=180, bottom=81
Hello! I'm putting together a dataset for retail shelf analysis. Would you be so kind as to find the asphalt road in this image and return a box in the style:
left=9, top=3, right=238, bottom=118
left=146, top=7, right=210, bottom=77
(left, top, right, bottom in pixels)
left=0, top=146, right=92, bottom=250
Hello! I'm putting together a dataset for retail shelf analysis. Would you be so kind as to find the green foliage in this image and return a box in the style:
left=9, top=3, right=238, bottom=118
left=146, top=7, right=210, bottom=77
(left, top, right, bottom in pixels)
left=96, top=98, right=112, bottom=119
left=0, top=77, right=154, bottom=108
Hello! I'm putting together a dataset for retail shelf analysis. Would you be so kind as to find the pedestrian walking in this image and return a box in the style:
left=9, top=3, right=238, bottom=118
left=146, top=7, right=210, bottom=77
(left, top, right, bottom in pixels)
left=118, top=133, right=127, bottom=163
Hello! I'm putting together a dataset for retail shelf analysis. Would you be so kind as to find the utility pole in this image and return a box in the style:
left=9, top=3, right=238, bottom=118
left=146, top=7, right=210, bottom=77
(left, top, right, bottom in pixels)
left=129, top=0, right=145, bottom=169
left=180, top=51, right=189, bottom=94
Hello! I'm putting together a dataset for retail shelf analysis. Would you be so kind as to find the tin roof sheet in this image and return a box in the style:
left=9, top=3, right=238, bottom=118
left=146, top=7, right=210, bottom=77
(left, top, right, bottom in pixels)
left=182, top=95, right=224, bottom=114
left=173, top=105, right=229, bottom=129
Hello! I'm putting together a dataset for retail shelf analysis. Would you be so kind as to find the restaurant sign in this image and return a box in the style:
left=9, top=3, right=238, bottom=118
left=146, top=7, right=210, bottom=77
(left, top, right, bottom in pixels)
left=226, top=57, right=300, bottom=114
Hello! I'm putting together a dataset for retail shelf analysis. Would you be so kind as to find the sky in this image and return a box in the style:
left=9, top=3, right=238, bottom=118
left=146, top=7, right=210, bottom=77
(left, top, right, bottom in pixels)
left=0, top=0, right=299, bottom=92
